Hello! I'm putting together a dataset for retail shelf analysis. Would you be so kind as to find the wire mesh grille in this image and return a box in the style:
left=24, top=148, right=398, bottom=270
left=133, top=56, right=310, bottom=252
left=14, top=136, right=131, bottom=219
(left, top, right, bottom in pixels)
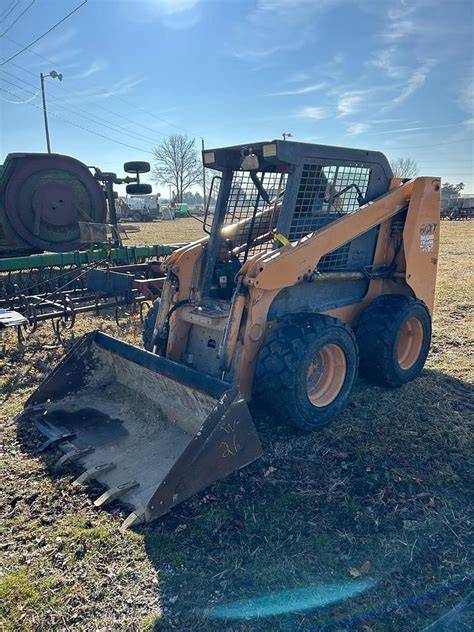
left=223, top=171, right=287, bottom=261
left=288, top=163, right=371, bottom=270
left=289, top=164, right=371, bottom=239
left=207, top=163, right=371, bottom=268
left=317, top=243, right=352, bottom=271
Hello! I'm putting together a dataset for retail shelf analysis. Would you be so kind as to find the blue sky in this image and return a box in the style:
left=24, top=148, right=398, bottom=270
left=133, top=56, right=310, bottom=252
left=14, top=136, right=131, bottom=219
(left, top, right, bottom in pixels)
left=0, top=0, right=473, bottom=195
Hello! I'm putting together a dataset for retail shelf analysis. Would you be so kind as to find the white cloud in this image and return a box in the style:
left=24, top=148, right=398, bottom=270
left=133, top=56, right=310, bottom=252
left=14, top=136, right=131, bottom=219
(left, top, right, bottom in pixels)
left=371, top=47, right=403, bottom=79
left=287, top=71, right=311, bottom=83
left=392, top=61, right=435, bottom=105
left=140, top=0, right=200, bottom=29
left=233, top=0, right=339, bottom=61
left=368, top=46, right=436, bottom=111
left=371, top=118, right=404, bottom=124
left=387, top=4, right=416, bottom=21
left=151, top=0, right=199, bottom=14
left=296, top=106, right=327, bottom=120
left=458, top=77, right=474, bottom=117
left=77, top=60, right=107, bottom=80
left=384, top=18, right=414, bottom=41
left=383, top=3, right=416, bottom=41
left=337, top=90, right=369, bottom=117
left=66, top=77, right=148, bottom=101
left=102, top=77, right=147, bottom=98
left=269, top=82, right=327, bottom=97
left=34, top=27, right=77, bottom=54
left=347, top=123, right=370, bottom=135
left=31, top=27, right=83, bottom=65
left=376, top=123, right=463, bottom=135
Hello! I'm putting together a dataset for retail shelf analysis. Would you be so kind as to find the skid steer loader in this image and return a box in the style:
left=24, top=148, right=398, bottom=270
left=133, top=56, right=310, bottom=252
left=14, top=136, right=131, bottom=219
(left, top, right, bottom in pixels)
left=20, top=141, right=440, bottom=527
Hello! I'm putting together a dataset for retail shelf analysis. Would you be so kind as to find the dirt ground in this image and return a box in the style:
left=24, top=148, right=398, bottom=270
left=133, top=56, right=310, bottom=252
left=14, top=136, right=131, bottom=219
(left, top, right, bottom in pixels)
left=1, top=218, right=473, bottom=631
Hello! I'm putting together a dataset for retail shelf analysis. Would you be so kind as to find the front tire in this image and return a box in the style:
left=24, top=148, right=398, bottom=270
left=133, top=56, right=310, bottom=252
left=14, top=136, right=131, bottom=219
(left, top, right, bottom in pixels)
left=356, top=295, right=431, bottom=388
left=255, top=315, right=358, bottom=431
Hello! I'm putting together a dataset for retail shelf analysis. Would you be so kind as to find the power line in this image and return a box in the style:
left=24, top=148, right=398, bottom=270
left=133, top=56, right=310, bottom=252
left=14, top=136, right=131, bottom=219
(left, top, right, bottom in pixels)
left=2, top=39, right=208, bottom=142
left=0, top=0, right=20, bottom=24
left=116, top=95, right=217, bottom=144
left=0, top=71, right=167, bottom=145
left=3, top=33, right=59, bottom=65
left=0, top=85, right=155, bottom=155
left=0, top=69, right=169, bottom=148
left=0, top=0, right=88, bottom=66
left=116, top=96, right=192, bottom=136
left=0, top=89, right=39, bottom=103
left=0, top=57, right=179, bottom=141
left=1, top=34, right=212, bottom=144
left=0, top=0, right=36, bottom=37
left=0, top=2, right=15, bottom=21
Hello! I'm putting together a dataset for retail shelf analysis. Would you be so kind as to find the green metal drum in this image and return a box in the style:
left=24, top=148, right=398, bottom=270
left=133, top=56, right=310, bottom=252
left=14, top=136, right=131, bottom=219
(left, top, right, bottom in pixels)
left=0, top=153, right=107, bottom=256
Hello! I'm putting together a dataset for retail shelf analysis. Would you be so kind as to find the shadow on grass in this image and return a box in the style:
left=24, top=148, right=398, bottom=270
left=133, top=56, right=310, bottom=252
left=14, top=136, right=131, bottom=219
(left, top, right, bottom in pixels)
left=138, top=369, right=473, bottom=630
left=14, top=369, right=474, bottom=630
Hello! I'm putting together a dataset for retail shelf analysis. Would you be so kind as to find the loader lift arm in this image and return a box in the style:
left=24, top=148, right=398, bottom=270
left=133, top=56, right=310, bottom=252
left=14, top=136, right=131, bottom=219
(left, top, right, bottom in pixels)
left=243, top=176, right=440, bottom=312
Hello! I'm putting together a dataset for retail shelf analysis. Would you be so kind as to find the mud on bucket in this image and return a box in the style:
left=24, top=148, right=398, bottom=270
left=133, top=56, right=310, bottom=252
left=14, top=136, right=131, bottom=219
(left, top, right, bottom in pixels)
left=21, top=331, right=262, bottom=528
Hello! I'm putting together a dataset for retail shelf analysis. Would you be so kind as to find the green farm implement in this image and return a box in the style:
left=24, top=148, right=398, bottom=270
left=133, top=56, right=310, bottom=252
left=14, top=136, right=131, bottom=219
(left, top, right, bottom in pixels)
left=0, top=152, right=186, bottom=341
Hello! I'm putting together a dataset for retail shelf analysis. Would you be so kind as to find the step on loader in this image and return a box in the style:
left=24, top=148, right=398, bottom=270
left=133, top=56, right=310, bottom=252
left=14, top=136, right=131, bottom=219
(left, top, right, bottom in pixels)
left=20, top=141, right=440, bottom=527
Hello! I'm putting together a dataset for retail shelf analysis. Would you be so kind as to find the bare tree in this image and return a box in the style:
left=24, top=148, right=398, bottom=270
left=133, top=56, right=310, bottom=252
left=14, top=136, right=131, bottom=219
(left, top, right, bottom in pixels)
left=389, top=157, right=418, bottom=179
left=441, top=182, right=464, bottom=198
left=152, top=134, right=201, bottom=202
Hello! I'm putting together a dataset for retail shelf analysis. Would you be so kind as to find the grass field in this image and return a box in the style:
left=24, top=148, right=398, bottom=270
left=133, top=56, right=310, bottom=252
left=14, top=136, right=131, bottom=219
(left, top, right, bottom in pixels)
left=1, top=218, right=473, bottom=631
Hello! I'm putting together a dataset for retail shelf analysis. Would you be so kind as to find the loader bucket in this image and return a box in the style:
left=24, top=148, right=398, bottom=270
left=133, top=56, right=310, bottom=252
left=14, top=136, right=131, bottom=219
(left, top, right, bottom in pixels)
left=21, top=331, right=262, bottom=527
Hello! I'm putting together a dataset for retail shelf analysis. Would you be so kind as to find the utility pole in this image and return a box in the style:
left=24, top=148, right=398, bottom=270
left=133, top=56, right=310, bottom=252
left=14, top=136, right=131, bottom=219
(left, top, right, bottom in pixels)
left=201, top=137, right=206, bottom=207
left=282, top=132, right=293, bottom=141
left=40, top=73, right=51, bottom=153
left=40, top=70, right=63, bottom=153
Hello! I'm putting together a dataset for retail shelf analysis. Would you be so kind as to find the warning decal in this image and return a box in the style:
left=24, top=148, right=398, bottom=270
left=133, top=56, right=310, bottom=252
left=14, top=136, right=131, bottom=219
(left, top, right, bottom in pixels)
left=419, top=223, right=437, bottom=253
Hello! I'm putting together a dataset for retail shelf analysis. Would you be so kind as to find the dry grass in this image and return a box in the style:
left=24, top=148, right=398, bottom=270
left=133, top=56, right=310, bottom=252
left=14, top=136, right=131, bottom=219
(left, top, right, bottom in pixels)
left=1, top=219, right=473, bottom=631
left=123, top=216, right=204, bottom=245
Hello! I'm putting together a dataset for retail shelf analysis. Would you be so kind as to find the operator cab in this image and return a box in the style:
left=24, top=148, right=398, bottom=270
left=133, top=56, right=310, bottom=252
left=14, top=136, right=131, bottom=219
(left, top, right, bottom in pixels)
left=200, top=140, right=393, bottom=302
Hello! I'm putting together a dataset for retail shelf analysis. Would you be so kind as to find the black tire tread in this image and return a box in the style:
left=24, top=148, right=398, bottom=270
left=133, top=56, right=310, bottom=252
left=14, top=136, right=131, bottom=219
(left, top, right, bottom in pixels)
left=126, top=183, right=153, bottom=195
left=255, top=314, right=357, bottom=430
left=123, top=161, right=150, bottom=174
left=356, top=294, right=430, bottom=387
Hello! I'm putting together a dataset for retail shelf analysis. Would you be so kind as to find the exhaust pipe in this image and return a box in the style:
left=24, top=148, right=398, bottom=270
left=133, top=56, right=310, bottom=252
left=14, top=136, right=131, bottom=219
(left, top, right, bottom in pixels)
left=20, top=332, right=262, bottom=528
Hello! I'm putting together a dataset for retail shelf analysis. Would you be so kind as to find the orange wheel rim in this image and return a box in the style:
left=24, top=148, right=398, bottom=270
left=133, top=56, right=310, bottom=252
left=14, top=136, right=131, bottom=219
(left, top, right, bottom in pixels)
left=306, top=343, right=346, bottom=407
left=397, top=317, right=423, bottom=370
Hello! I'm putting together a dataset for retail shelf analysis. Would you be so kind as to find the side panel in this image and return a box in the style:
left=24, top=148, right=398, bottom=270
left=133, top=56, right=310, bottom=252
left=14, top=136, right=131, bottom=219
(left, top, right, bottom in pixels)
left=403, top=177, right=441, bottom=313
left=268, top=279, right=369, bottom=321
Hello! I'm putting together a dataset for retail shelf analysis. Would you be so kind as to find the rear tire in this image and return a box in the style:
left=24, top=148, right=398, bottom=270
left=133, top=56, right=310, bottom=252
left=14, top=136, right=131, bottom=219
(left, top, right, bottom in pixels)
left=143, top=300, right=160, bottom=351
left=132, top=211, right=143, bottom=222
left=255, top=314, right=358, bottom=431
left=123, top=161, right=150, bottom=174
left=126, top=183, right=153, bottom=195
left=356, top=295, right=431, bottom=388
